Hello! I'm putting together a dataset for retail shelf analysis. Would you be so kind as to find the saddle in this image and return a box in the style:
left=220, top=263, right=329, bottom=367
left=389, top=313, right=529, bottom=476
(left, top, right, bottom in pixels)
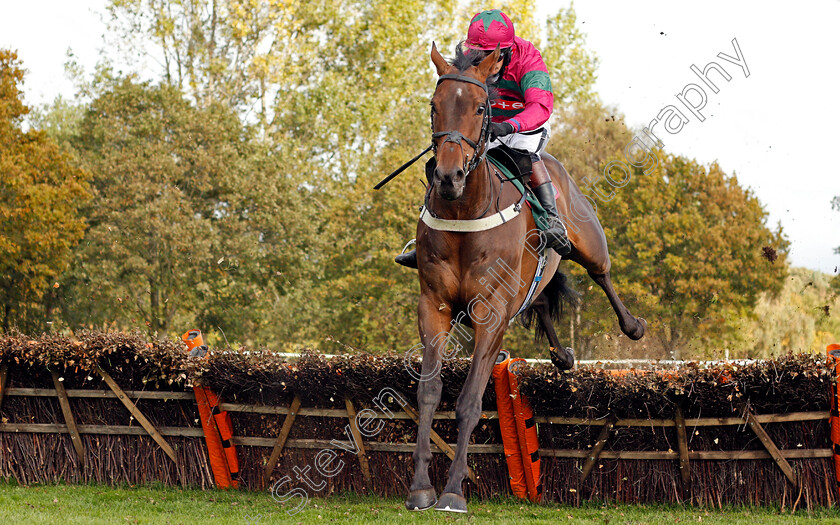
left=486, top=143, right=534, bottom=181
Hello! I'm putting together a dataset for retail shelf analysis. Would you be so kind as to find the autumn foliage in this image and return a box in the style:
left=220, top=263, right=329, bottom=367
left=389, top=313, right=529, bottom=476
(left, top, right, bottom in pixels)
left=0, top=50, right=90, bottom=332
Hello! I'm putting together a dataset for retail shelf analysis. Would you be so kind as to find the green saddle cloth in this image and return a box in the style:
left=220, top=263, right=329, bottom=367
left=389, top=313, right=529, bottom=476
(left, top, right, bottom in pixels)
left=486, top=154, right=550, bottom=230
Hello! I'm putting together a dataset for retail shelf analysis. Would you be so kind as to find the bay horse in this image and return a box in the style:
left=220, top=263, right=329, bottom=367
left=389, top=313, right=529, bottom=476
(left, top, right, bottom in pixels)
left=405, top=43, right=646, bottom=513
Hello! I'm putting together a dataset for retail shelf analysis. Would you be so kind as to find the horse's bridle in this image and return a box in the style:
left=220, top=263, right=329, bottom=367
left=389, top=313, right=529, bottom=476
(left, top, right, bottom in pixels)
left=430, top=73, right=492, bottom=175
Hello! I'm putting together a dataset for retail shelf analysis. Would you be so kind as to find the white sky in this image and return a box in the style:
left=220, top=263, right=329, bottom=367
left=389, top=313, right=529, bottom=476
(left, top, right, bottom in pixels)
left=2, top=1, right=839, bottom=274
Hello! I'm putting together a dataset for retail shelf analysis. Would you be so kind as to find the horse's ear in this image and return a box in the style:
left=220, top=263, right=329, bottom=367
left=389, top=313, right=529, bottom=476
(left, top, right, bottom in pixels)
left=477, top=44, right=501, bottom=81
left=431, top=42, right=449, bottom=76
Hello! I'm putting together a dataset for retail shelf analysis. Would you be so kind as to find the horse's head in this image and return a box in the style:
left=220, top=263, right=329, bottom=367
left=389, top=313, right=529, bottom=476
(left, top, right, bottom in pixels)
left=429, top=42, right=500, bottom=201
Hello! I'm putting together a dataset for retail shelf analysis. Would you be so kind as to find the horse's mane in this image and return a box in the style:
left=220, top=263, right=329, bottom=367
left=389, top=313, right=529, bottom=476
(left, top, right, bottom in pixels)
left=451, top=42, right=484, bottom=72
left=448, top=43, right=499, bottom=100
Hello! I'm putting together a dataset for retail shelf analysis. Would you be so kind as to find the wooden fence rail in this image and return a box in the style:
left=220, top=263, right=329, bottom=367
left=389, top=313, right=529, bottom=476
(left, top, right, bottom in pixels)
left=4, top=388, right=828, bottom=425
left=0, top=388, right=830, bottom=467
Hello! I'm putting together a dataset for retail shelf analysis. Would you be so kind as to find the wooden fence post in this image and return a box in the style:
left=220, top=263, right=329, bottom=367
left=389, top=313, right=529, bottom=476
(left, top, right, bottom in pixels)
left=51, top=369, right=86, bottom=467
left=674, top=406, right=691, bottom=499
left=97, top=366, right=177, bottom=462
left=345, top=398, right=372, bottom=485
left=263, top=395, right=301, bottom=485
left=580, top=414, right=617, bottom=484
left=403, top=403, right=478, bottom=485
left=743, top=405, right=797, bottom=487
left=0, top=365, right=8, bottom=410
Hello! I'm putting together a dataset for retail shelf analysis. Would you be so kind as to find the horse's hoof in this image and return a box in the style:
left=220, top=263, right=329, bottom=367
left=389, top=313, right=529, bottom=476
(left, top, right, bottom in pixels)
left=627, top=317, right=646, bottom=341
left=405, top=487, right=437, bottom=511
left=550, top=347, right=574, bottom=370
left=434, top=493, right=468, bottom=513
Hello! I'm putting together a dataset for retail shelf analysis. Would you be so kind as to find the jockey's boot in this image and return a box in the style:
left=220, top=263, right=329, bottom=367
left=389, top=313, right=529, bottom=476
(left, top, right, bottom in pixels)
left=530, top=160, right=572, bottom=257
left=395, top=249, right=418, bottom=269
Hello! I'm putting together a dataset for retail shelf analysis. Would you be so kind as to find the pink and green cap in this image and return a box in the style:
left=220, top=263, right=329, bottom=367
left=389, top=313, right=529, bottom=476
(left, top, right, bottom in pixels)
left=465, top=10, right=515, bottom=51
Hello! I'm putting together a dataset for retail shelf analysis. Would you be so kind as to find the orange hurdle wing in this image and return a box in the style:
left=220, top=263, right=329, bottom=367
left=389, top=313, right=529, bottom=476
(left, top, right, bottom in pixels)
left=492, top=351, right=528, bottom=499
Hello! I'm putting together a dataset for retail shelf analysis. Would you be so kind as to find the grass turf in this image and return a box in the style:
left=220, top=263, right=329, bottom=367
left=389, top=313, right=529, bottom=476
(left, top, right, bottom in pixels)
left=0, top=483, right=837, bottom=524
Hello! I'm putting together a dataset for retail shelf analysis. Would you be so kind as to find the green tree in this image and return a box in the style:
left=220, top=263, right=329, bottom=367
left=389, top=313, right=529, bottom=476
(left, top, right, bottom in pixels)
left=0, top=50, right=91, bottom=332
left=62, top=80, right=312, bottom=344
left=97, top=0, right=456, bottom=350
left=541, top=5, right=599, bottom=108
left=104, top=0, right=298, bottom=124
left=590, top=152, right=788, bottom=358
left=29, top=95, right=86, bottom=148
left=284, top=0, right=454, bottom=352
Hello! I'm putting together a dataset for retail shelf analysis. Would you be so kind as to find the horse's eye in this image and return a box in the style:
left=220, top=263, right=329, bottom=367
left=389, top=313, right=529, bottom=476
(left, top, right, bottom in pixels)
left=476, top=105, right=486, bottom=115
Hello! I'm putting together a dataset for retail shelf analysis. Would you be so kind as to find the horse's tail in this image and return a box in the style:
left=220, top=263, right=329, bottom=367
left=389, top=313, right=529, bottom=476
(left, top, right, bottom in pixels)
left=519, top=270, right=580, bottom=340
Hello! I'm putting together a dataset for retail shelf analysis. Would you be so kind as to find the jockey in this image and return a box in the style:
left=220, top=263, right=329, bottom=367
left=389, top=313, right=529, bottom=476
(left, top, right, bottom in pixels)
left=396, top=9, right=571, bottom=269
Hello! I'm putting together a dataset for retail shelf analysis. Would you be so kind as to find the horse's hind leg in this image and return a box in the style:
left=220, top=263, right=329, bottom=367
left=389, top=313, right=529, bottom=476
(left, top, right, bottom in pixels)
left=530, top=293, right=574, bottom=370
left=542, top=155, right=645, bottom=342
left=588, top=270, right=646, bottom=340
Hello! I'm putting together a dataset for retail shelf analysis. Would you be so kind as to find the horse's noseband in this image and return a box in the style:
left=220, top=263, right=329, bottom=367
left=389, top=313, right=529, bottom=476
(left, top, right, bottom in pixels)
left=433, top=130, right=478, bottom=151
left=431, top=73, right=492, bottom=176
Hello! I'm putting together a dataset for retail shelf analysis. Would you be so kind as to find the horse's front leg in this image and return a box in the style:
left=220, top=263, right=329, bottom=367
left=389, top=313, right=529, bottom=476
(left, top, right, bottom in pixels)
left=436, top=320, right=506, bottom=513
left=405, top=294, right=452, bottom=511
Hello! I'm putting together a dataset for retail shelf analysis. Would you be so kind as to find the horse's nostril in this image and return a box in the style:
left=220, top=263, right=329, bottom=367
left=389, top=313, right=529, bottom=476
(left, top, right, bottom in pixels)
left=434, top=166, right=465, bottom=186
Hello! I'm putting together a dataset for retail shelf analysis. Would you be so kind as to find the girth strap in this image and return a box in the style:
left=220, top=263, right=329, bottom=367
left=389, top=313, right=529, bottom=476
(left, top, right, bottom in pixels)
left=514, top=252, right=549, bottom=318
